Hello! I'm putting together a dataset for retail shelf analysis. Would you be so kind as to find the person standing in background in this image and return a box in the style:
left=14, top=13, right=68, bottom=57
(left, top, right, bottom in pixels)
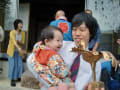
left=0, top=26, right=4, bottom=42
left=7, top=19, right=26, bottom=87
left=50, top=10, right=73, bottom=41
left=0, top=26, right=4, bottom=73
left=85, top=9, right=101, bottom=51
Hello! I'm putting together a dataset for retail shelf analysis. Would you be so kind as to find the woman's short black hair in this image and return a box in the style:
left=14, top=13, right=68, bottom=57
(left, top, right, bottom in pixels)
left=13, top=19, right=23, bottom=30
left=71, top=12, right=98, bottom=41
left=40, top=26, right=63, bottom=44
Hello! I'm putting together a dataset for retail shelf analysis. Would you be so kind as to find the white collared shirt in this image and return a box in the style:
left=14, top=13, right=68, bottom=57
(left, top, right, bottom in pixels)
left=59, top=41, right=101, bottom=90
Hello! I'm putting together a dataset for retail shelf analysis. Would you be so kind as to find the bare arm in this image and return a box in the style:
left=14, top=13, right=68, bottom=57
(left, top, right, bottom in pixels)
left=92, top=42, right=99, bottom=51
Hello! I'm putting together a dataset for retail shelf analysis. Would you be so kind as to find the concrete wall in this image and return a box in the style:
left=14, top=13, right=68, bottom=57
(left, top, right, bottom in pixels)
left=86, top=0, right=120, bottom=33
left=4, top=0, right=19, bottom=30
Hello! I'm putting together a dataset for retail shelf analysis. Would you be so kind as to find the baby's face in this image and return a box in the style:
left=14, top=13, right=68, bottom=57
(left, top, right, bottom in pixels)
left=46, top=30, right=63, bottom=51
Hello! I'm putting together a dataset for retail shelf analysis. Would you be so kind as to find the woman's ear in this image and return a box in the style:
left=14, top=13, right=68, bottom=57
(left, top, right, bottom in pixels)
left=44, top=39, right=49, bottom=45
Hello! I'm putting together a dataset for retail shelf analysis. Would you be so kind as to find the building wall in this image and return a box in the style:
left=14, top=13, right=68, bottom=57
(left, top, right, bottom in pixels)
left=4, top=0, right=18, bottom=30
left=86, top=0, right=120, bottom=33
left=85, top=0, right=120, bottom=57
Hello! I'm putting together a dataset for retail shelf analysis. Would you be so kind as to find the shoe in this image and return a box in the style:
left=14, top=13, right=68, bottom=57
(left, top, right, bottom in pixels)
left=17, top=78, right=21, bottom=82
left=11, top=80, right=16, bottom=87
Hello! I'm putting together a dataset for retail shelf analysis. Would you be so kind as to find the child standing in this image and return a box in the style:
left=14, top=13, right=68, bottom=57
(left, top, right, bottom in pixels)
left=27, top=26, right=75, bottom=90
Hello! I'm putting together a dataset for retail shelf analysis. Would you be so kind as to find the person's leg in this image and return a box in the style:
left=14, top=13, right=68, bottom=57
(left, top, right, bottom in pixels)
left=17, top=52, right=24, bottom=81
left=8, top=55, right=16, bottom=86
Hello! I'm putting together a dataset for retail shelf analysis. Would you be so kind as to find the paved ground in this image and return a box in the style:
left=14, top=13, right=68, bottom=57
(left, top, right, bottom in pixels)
left=0, top=61, right=41, bottom=90
left=0, top=78, right=40, bottom=90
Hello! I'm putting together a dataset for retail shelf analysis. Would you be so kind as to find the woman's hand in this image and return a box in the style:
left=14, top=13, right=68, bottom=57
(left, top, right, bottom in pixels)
left=18, top=48, right=26, bottom=54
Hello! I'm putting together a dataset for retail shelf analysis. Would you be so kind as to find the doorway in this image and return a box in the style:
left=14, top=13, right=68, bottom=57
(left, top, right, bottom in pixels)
left=28, top=0, right=85, bottom=51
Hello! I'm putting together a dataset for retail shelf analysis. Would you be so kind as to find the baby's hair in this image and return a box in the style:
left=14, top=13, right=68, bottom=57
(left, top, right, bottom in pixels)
left=40, top=26, right=63, bottom=45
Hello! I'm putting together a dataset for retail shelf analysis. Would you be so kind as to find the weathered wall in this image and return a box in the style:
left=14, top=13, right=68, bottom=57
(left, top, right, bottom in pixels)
left=19, top=3, right=30, bottom=31
left=4, top=0, right=19, bottom=30
left=86, top=0, right=120, bottom=33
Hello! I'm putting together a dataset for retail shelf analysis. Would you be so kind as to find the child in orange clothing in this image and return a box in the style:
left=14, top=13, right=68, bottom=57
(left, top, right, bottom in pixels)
left=27, top=26, right=75, bottom=90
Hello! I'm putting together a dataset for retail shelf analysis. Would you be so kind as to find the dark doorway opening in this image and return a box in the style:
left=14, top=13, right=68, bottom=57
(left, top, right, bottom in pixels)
left=27, top=0, right=85, bottom=51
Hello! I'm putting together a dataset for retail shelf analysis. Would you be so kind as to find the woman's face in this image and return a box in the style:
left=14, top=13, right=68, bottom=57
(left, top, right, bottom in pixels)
left=17, top=23, right=23, bottom=30
left=72, top=22, right=90, bottom=47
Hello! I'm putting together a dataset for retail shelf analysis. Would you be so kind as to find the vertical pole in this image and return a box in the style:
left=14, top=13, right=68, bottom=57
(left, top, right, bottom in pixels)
left=17, top=0, right=19, bottom=18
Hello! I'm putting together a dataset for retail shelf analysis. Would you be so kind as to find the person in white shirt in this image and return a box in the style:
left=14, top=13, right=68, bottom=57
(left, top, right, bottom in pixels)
left=27, top=12, right=104, bottom=90
left=58, top=12, right=119, bottom=90
left=58, top=12, right=102, bottom=90
left=28, top=12, right=119, bottom=90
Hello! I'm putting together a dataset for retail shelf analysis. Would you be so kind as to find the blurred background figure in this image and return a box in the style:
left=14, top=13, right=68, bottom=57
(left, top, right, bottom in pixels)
left=0, top=25, right=4, bottom=73
left=85, top=9, right=101, bottom=51
left=50, top=10, right=73, bottom=41
left=0, top=26, right=4, bottom=42
left=7, top=19, right=26, bottom=87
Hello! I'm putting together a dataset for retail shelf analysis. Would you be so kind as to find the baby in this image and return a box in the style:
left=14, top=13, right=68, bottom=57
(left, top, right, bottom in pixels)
left=27, top=26, right=75, bottom=90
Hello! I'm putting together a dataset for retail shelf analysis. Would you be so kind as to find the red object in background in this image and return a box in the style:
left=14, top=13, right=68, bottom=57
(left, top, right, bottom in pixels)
left=58, top=22, right=69, bottom=33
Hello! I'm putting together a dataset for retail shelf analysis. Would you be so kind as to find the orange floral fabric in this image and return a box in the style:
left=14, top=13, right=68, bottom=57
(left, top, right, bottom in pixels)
left=35, top=45, right=58, bottom=65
